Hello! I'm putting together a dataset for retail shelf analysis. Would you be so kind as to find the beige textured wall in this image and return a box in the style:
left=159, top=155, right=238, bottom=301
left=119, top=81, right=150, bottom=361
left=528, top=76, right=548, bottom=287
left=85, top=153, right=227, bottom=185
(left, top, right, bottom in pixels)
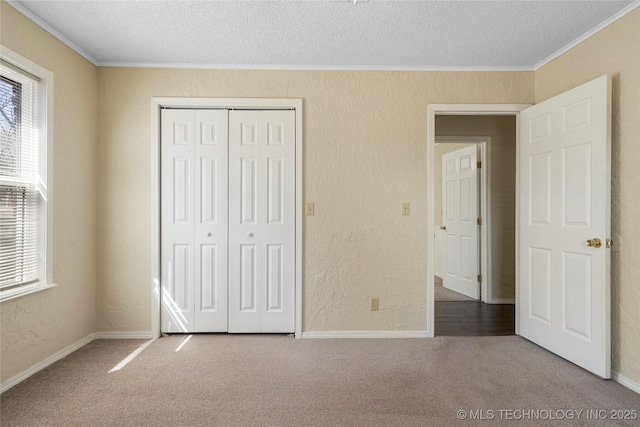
left=0, top=2, right=98, bottom=382
left=96, top=68, right=532, bottom=333
left=535, top=8, right=640, bottom=384
left=436, top=116, right=517, bottom=300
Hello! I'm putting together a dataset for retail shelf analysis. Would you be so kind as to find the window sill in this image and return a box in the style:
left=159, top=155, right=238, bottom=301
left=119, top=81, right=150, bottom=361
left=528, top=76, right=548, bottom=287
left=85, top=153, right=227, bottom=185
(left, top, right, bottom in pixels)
left=0, top=282, right=57, bottom=303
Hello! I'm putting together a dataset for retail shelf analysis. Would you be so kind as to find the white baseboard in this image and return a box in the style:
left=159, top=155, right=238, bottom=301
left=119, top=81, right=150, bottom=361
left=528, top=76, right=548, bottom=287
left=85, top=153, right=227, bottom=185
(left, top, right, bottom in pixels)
left=1, top=333, right=95, bottom=394
left=302, top=331, right=429, bottom=339
left=95, top=331, right=153, bottom=339
left=612, top=371, right=640, bottom=395
left=490, top=298, right=515, bottom=304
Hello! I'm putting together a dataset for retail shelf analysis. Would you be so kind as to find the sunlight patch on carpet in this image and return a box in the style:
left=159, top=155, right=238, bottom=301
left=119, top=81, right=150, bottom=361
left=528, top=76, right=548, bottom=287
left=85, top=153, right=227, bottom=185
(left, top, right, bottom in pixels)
left=109, top=340, right=154, bottom=373
left=175, top=335, right=192, bottom=352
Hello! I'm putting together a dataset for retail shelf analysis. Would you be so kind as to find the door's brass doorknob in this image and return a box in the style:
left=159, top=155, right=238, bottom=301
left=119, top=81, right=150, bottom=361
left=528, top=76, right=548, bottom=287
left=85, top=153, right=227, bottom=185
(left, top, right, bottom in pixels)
left=440, top=225, right=446, bottom=230
left=586, top=238, right=602, bottom=248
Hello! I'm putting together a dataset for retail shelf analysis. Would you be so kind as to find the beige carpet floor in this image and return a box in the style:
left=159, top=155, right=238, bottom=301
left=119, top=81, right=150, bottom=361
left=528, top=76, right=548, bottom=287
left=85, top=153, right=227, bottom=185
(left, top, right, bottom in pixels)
left=1, top=335, right=639, bottom=426
left=435, top=276, right=476, bottom=302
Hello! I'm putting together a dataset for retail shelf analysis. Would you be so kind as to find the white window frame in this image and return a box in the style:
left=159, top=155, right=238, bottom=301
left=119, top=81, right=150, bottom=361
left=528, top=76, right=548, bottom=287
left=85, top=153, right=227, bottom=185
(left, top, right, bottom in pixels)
left=0, top=46, right=55, bottom=302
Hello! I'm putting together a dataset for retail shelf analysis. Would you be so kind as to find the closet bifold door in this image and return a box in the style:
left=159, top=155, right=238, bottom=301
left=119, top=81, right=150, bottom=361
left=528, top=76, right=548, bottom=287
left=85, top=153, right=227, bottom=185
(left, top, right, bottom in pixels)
left=161, top=109, right=229, bottom=333
left=228, top=110, right=296, bottom=333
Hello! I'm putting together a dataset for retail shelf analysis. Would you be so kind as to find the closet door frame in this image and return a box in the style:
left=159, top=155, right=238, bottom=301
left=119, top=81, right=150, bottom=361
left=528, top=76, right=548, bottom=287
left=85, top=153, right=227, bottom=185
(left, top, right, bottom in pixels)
left=151, top=98, right=303, bottom=339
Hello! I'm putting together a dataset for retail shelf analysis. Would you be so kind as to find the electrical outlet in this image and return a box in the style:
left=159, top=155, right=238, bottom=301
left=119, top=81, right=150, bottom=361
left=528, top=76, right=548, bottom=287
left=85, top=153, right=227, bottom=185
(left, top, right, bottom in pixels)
left=370, top=297, right=379, bottom=311
left=402, top=202, right=410, bottom=216
left=306, top=202, right=315, bottom=216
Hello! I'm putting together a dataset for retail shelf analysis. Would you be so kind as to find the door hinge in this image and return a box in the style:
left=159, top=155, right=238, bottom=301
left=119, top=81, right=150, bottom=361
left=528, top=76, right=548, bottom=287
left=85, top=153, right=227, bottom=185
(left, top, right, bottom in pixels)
left=477, top=161, right=482, bottom=168
left=477, top=274, right=482, bottom=283
left=477, top=217, right=482, bottom=226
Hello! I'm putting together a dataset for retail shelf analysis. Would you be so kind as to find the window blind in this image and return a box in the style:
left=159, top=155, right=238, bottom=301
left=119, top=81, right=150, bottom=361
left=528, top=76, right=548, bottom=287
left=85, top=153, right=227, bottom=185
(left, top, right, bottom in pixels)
left=0, top=62, right=41, bottom=290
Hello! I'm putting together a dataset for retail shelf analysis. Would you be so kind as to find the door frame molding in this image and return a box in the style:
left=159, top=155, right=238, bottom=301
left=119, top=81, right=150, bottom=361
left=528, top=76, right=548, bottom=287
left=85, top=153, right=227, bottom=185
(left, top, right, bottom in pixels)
left=427, top=104, right=529, bottom=337
left=150, top=97, right=304, bottom=339
left=435, top=136, right=490, bottom=303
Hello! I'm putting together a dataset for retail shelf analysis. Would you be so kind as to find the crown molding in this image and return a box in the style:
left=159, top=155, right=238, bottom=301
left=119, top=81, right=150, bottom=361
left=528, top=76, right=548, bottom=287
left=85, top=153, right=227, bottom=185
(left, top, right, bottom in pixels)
left=534, top=1, right=640, bottom=70
left=6, top=0, right=98, bottom=66
left=98, top=62, right=534, bottom=72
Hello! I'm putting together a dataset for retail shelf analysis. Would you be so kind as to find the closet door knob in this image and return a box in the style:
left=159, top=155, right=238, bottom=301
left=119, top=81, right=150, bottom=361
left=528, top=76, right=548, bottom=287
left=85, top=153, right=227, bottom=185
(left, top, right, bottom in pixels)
left=247, top=233, right=254, bottom=237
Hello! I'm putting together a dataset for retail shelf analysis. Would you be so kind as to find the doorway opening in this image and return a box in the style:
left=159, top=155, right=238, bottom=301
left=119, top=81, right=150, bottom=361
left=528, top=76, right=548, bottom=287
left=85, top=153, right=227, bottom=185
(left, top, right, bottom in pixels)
left=429, top=77, right=612, bottom=377
left=427, top=107, right=528, bottom=337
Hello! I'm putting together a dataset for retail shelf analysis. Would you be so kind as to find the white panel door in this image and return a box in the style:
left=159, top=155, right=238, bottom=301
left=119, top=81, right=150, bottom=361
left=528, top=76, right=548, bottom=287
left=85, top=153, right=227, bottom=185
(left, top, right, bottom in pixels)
left=519, top=75, right=611, bottom=378
left=434, top=229, right=445, bottom=278
left=161, top=109, right=195, bottom=332
left=228, top=110, right=295, bottom=333
left=442, top=145, right=479, bottom=299
left=161, top=109, right=228, bottom=333
left=194, top=110, right=229, bottom=332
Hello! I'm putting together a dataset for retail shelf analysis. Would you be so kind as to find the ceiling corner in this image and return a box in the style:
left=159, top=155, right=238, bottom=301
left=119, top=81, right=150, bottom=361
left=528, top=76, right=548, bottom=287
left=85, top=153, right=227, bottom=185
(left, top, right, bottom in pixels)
left=6, top=0, right=99, bottom=66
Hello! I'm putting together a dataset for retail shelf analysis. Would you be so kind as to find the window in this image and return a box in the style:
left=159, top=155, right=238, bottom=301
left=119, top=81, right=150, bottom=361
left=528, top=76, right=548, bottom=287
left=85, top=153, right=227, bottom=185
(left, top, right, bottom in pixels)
left=0, top=47, right=53, bottom=301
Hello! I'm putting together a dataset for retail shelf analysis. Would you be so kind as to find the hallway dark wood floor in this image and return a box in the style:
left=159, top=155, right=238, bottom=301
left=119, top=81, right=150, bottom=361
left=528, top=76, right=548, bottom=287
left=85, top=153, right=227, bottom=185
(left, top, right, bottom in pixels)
left=435, top=301, right=515, bottom=336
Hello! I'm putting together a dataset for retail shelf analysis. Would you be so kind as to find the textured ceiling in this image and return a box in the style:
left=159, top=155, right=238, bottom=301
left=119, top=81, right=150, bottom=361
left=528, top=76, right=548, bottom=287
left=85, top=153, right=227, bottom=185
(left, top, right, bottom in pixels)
left=10, top=0, right=638, bottom=69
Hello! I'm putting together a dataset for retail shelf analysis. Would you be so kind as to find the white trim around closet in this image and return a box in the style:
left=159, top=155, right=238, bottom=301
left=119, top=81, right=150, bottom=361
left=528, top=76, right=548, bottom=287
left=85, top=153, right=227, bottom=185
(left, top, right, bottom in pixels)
left=150, top=98, right=304, bottom=339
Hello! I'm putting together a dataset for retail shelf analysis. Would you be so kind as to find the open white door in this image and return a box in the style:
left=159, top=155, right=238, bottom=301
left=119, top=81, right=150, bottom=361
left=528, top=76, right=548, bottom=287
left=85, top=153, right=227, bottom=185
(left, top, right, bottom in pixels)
left=442, top=145, right=480, bottom=300
left=519, top=75, right=611, bottom=378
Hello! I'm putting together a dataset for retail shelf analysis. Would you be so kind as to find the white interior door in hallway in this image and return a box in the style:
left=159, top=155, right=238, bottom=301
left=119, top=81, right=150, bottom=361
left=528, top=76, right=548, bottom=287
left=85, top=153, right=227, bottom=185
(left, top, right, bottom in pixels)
left=519, top=75, right=611, bottom=378
left=161, top=109, right=295, bottom=333
left=442, top=145, right=480, bottom=300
